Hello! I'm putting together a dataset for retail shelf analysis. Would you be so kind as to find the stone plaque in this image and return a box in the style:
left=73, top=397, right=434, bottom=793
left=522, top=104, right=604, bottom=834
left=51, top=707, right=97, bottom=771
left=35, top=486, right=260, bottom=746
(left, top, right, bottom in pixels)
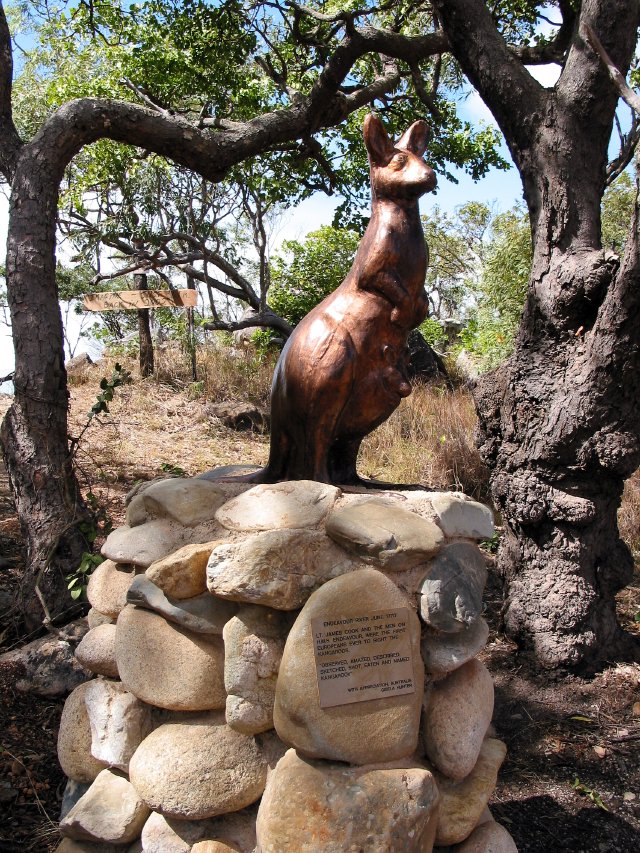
left=311, top=607, right=415, bottom=708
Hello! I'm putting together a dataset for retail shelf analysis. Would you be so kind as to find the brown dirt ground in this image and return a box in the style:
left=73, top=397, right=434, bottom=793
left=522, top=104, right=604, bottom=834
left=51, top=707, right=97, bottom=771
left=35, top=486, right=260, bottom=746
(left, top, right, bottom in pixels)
left=0, top=375, right=639, bottom=853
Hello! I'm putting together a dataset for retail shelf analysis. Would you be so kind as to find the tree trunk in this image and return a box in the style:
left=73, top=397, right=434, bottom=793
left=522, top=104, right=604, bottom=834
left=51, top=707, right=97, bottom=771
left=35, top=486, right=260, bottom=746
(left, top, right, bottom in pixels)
left=475, top=244, right=640, bottom=668
left=186, top=276, right=197, bottom=382
left=133, top=271, right=154, bottom=378
left=0, top=151, right=89, bottom=630
left=434, top=0, right=640, bottom=668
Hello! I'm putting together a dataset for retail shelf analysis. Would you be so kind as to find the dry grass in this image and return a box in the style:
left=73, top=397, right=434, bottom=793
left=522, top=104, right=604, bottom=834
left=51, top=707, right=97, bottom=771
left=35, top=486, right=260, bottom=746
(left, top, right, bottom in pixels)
left=619, top=470, right=640, bottom=560
left=151, top=340, right=276, bottom=408
left=360, top=383, right=490, bottom=499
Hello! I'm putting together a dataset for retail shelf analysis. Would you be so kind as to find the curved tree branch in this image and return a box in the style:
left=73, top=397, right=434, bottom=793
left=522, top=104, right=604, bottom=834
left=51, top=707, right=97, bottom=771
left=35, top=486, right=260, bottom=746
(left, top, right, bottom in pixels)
left=203, top=311, right=292, bottom=337
left=0, top=1, right=22, bottom=181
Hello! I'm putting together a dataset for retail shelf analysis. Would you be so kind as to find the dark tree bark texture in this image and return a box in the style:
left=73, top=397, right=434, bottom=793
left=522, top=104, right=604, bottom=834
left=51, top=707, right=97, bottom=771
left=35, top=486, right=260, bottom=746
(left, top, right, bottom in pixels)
left=434, top=0, right=640, bottom=668
left=133, top=272, right=155, bottom=379
left=0, top=149, right=91, bottom=629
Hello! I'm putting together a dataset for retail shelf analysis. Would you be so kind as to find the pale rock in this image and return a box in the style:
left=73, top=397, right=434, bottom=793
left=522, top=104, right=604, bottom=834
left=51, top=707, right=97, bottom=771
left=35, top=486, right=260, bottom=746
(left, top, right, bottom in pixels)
left=273, top=569, right=424, bottom=764
left=325, top=498, right=444, bottom=570
left=87, top=608, right=115, bottom=628
left=192, top=843, right=242, bottom=853
left=433, top=738, right=507, bottom=846
left=215, top=481, right=339, bottom=532
left=84, top=679, right=153, bottom=772
left=55, top=840, right=120, bottom=853
left=207, top=529, right=361, bottom=610
left=140, top=807, right=257, bottom=853
left=0, top=630, right=91, bottom=697
left=60, top=780, right=91, bottom=820
left=129, top=713, right=270, bottom=819
left=429, top=494, right=494, bottom=540
left=223, top=606, right=288, bottom=734
left=419, top=543, right=488, bottom=633
left=126, top=478, right=227, bottom=528
left=101, top=518, right=225, bottom=569
left=256, top=748, right=440, bottom=853
left=75, top=624, right=119, bottom=678
left=127, top=574, right=237, bottom=633
left=146, top=542, right=222, bottom=599
left=450, top=821, right=517, bottom=852
left=115, top=605, right=226, bottom=711
left=58, top=682, right=106, bottom=783
left=60, top=768, right=149, bottom=845
left=424, top=659, right=494, bottom=780
left=199, top=464, right=262, bottom=481
left=87, top=560, right=136, bottom=618
left=422, top=619, right=490, bottom=679
left=476, top=806, right=494, bottom=827
left=140, top=812, right=204, bottom=853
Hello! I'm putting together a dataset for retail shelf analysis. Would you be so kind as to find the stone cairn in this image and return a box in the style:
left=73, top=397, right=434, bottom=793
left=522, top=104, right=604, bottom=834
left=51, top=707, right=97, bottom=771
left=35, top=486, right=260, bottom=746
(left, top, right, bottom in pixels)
left=56, top=474, right=518, bottom=853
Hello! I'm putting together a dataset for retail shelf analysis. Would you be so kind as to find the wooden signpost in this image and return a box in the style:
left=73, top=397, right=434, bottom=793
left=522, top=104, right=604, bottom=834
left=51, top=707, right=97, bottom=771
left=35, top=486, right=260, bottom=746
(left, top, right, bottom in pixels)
left=83, top=289, right=198, bottom=311
left=83, top=287, right=198, bottom=378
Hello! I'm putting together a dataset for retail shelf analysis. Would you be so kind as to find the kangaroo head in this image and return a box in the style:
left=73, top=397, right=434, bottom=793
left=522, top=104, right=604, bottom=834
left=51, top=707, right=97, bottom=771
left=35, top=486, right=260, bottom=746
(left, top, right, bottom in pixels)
left=363, top=114, right=437, bottom=201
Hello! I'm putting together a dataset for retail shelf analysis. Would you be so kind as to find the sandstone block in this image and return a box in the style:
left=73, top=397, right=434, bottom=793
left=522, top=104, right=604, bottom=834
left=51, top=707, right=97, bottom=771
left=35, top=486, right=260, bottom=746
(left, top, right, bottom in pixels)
left=102, top=519, right=224, bottom=569
left=223, top=605, right=288, bottom=734
left=429, top=494, right=494, bottom=540
left=419, top=543, right=488, bottom=633
left=256, top=748, right=440, bottom=853
left=87, top=608, right=115, bottom=628
left=0, top=632, right=91, bottom=698
left=207, top=528, right=360, bottom=610
left=146, top=541, right=223, bottom=599
left=451, top=820, right=518, bottom=852
left=55, top=840, right=119, bottom=853
left=325, top=499, right=444, bottom=570
left=127, top=574, right=237, bottom=633
left=115, top=605, right=225, bottom=711
left=424, top=658, right=494, bottom=780
left=434, top=738, right=507, bottom=846
left=75, top=624, right=119, bottom=678
left=60, top=768, right=149, bottom=845
left=422, top=618, right=489, bottom=679
left=84, top=679, right=153, bottom=772
left=60, top=780, right=91, bottom=821
left=140, top=807, right=257, bottom=853
left=192, top=842, right=242, bottom=853
left=273, top=569, right=424, bottom=764
left=215, top=481, right=339, bottom=532
left=87, top=560, right=136, bottom=618
left=58, top=682, right=106, bottom=783
left=129, top=713, right=270, bottom=820
left=126, top=477, right=228, bottom=528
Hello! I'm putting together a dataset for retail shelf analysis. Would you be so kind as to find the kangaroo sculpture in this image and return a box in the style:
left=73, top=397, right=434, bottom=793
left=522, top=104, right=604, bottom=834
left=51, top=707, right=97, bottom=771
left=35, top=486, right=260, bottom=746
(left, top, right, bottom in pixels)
left=257, top=113, right=437, bottom=485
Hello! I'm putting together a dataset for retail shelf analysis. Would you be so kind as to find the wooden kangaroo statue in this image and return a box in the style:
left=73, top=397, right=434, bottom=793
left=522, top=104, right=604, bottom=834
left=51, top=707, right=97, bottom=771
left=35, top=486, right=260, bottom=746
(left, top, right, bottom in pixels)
left=259, top=114, right=436, bottom=484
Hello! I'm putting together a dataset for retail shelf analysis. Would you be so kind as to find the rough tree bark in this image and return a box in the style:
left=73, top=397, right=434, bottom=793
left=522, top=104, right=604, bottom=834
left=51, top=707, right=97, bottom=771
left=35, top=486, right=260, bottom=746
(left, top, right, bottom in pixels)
left=434, top=0, right=640, bottom=668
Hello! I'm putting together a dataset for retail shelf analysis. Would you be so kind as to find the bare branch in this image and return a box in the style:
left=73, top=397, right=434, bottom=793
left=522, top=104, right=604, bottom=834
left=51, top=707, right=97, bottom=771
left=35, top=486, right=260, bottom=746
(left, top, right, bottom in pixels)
left=203, top=312, right=292, bottom=337
left=120, top=77, right=174, bottom=116
left=583, top=23, right=640, bottom=117
left=607, top=109, right=640, bottom=186
left=409, top=63, right=442, bottom=121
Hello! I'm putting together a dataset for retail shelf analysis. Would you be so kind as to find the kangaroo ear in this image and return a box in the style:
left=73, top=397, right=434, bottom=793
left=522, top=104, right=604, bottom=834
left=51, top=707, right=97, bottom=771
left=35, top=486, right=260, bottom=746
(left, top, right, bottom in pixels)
left=363, top=114, right=394, bottom=165
left=396, top=120, right=430, bottom=156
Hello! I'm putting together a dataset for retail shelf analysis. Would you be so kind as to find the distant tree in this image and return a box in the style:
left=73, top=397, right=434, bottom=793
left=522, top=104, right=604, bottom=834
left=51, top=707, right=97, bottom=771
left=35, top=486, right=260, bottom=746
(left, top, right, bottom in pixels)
left=269, top=227, right=361, bottom=327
